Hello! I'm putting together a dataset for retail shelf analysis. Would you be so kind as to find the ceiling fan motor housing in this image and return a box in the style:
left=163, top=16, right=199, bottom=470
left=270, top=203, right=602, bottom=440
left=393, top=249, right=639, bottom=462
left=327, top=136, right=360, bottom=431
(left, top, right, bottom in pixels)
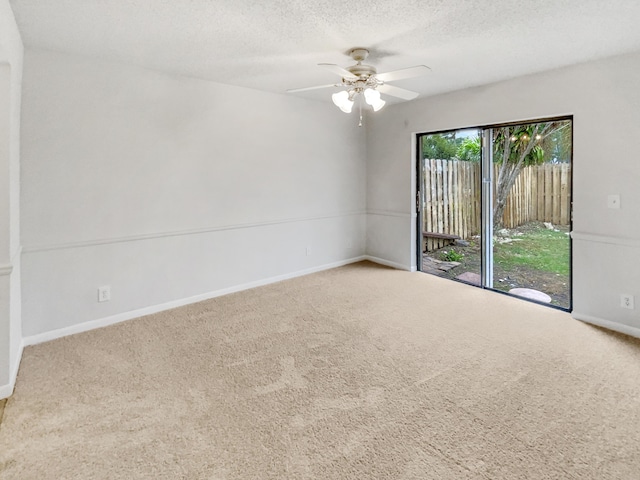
left=349, top=48, right=369, bottom=62
left=346, top=63, right=377, bottom=79
left=346, top=48, right=377, bottom=80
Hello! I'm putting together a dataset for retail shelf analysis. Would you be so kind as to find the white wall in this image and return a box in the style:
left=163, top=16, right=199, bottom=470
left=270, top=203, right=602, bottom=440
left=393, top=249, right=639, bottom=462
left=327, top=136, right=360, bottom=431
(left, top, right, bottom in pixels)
left=0, top=0, right=23, bottom=398
left=20, top=49, right=366, bottom=340
left=366, top=51, right=640, bottom=336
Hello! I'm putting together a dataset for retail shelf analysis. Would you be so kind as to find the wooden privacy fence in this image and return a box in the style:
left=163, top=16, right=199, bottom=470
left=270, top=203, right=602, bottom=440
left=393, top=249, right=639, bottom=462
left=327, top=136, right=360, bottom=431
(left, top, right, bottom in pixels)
left=422, top=159, right=571, bottom=251
left=422, top=159, right=481, bottom=252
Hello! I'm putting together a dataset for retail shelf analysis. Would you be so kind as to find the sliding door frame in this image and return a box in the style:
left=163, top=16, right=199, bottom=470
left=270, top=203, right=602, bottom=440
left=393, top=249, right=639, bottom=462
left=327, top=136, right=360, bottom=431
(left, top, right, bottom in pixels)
left=481, top=128, right=494, bottom=288
left=415, top=115, right=574, bottom=312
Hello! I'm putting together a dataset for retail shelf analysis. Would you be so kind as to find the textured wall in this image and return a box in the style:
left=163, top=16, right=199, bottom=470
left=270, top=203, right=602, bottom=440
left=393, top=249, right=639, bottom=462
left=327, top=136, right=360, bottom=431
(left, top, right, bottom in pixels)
left=20, top=49, right=366, bottom=338
left=366, top=51, right=640, bottom=336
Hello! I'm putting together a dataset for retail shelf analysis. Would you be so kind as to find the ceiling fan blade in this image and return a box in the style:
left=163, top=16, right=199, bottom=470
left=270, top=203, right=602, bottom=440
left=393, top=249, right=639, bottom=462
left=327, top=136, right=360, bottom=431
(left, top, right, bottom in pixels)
left=378, top=83, right=420, bottom=101
left=376, top=65, right=431, bottom=82
left=286, top=83, right=338, bottom=93
left=318, top=63, right=358, bottom=80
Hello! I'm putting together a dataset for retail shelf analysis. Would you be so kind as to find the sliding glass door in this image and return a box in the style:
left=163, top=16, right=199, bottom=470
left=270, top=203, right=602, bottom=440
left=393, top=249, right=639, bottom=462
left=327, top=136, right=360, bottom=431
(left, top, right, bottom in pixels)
left=417, top=118, right=572, bottom=310
left=418, top=129, right=482, bottom=285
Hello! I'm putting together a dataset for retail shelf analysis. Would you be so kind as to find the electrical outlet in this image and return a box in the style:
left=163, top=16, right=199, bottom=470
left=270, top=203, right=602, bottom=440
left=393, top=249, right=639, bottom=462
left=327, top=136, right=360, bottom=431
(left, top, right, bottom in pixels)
left=607, top=194, right=621, bottom=209
left=306, top=246, right=312, bottom=256
left=98, top=285, right=111, bottom=303
left=620, top=294, right=634, bottom=310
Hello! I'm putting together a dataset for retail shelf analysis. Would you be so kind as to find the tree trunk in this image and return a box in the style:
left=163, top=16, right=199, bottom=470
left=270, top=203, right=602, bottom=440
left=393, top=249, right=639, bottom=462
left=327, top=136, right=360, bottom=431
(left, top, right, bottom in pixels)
left=493, top=195, right=508, bottom=230
left=492, top=125, right=546, bottom=229
left=493, top=162, right=518, bottom=229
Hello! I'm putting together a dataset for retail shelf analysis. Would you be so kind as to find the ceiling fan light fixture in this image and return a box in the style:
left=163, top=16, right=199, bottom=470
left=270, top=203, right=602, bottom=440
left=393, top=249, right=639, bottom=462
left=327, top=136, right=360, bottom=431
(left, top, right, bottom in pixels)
left=287, top=48, right=429, bottom=122
left=363, top=88, right=379, bottom=103
left=364, top=88, right=386, bottom=112
left=371, top=98, right=386, bottom=112
left=332, top=90, right=354, bottom=113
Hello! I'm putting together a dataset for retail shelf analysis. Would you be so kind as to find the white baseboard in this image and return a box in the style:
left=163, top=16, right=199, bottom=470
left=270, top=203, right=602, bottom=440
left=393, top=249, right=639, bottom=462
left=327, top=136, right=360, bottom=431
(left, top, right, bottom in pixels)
left=572, top=312, right=640, bottom=339
left=0, top=384, right=12, bottom=399
left=23, top=256, right=368, bottom=347
left=0, top=340, right=24, bottom=399
left=364, top=255, right=414, bottom=271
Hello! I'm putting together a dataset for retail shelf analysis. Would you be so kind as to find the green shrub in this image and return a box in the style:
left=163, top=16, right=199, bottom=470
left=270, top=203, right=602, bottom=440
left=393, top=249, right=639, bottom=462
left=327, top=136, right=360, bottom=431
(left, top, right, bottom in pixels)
left=442, top=250, right=464, bottom=262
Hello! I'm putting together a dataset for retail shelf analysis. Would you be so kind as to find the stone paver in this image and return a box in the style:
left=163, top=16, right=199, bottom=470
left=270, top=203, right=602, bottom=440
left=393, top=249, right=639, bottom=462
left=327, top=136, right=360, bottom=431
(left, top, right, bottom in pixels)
left=455, top=271, right=481, bottom=285
left=509, top=287, right=552, bottom=303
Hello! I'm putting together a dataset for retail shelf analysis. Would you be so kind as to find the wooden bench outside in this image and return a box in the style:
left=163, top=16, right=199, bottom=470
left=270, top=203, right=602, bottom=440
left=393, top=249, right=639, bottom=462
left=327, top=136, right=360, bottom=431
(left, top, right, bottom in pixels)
left=422, top=232, right=461, bottom=241
left=422, top=231, right=461, bottom=252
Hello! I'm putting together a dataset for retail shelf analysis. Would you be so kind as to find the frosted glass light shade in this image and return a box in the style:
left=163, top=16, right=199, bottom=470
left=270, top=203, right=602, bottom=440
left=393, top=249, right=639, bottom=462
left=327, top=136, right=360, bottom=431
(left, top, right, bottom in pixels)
left=332, top=90, right=354, bottom=113
left=371, top=98, right=385, bottom=112
left=364, top=88, right=385, bottom=112
left=363, top=88, right=379, bottom=103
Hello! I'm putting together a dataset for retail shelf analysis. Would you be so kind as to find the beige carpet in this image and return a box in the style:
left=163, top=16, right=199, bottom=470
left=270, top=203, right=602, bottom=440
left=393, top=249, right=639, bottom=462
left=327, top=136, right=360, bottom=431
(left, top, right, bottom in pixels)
left=1, top=261, right=639, bottom=479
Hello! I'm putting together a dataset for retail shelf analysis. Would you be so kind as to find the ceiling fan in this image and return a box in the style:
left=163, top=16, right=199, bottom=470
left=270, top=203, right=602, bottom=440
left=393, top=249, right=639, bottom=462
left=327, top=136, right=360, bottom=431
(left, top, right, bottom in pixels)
left=287, top=48, right=430, bottom=119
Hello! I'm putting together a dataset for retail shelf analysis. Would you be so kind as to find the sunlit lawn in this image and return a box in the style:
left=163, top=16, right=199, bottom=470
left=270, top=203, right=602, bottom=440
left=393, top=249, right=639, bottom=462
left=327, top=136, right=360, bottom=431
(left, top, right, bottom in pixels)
left=494, top=226, right=570, bottom=276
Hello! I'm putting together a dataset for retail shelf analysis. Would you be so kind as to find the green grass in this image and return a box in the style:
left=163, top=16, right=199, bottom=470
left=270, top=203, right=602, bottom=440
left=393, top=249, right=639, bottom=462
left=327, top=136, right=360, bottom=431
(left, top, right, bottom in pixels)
left=494, top=227, right=570, bottom=276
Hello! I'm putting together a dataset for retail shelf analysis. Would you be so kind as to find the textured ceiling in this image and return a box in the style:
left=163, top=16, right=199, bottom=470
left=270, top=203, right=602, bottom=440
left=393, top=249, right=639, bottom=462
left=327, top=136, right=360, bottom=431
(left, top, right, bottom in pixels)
left=9, top=0, right=640, bottom=103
